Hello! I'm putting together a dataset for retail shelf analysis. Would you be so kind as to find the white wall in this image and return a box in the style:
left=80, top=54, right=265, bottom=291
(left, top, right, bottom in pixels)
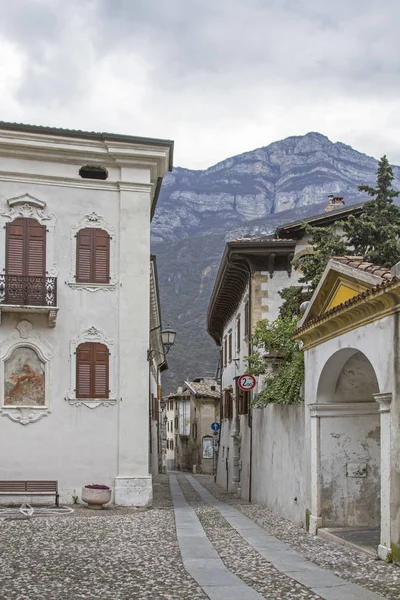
left=0, top=132, right=170, bottom=506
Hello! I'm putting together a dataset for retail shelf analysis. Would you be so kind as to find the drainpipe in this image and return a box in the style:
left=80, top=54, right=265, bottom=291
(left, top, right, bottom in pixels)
left=248, top=271, right=253, bottom=503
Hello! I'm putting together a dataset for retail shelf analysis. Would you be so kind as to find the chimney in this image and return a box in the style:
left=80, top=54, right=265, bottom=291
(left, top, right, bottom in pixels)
left=325, top=194, right=345, bottom=212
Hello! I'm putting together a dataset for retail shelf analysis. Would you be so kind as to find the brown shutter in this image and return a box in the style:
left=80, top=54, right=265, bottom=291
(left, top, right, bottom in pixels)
left=6, top=220, right=25, bottom=276
left=93, top=343, right=109, bottom=398
left=94, top=229, right=110, bottom=283
left=76, top=228, right=110, bottom=284
left=76, top=229, right=92, bottom=283
left=27, top=220, right=46, bottom=277
left=76, top=343, right=92, bottom=398
left=76, top=342, right=109, bottom=398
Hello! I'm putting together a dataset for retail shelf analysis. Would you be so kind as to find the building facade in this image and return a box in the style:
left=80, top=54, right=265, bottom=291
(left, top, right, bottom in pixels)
left=164, top=378, right=220, bottom=474
left=0, top=122, right=173, bottom=507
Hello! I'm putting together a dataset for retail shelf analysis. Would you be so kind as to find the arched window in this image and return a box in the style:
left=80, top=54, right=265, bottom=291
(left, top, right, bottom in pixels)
left=76, top=228, right=110, bottom=284
left=76, top=342, right=109, bottom=399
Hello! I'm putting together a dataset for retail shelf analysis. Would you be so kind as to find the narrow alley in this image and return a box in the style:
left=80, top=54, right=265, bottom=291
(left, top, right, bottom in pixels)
left=0, top=475, right=398, bottom=600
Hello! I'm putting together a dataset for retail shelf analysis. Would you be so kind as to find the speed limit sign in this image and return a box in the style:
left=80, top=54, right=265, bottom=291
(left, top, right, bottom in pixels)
left=238, top=374, right=256, bottom=391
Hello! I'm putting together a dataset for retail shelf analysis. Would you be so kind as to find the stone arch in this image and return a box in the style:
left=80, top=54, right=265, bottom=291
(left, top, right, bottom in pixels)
left=314, top=347, right=381, bottom=529
left=316, top=347, right=380, bottom=404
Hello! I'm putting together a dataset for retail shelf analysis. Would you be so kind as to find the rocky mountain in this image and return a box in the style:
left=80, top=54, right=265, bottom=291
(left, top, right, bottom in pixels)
left=152, top=133, right=400, bottom=393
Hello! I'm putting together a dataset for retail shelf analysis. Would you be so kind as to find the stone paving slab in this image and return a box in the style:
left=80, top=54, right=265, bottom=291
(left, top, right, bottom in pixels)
left=170, top=474, right=265, bottom=600
left=192, top=475, right=400, bottom=600
left=185, top=474, right=386, bottom=600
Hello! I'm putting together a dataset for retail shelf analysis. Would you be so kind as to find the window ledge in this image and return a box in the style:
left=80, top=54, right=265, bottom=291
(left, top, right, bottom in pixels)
left=67, top=282, right=117, bottom=292
left=66, top=397, right=117, bottom=409
left=0, top=305, right=58, bottom=327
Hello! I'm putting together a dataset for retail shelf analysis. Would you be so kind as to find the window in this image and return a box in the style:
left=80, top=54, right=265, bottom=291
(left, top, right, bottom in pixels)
left=192, top=422, right=198, bottom=439
left=166, top=439, right=169, bottom=449
left=170, top=439, right=174, bottom=451
left=76, top=342, right=109, bottom=398
left=76, top=228, right=110, bottom=284
left=228, top=331, right=232, bottom=362
left=175, top=415, right=179, bottom=430
left=79, top=165, right=108, bottom=180
left=223, top=388, right=233, bottom=420
left=170, top=419, right=173, bottom=431
left=236, top=315, right=241, bottom=354
left=236, top=378, right=249, bottom=415
left=223, top=337, right=227, bottom=367
left=244, top=300, right=249, bottom=338
left=6, top=218, right=46, bottom=277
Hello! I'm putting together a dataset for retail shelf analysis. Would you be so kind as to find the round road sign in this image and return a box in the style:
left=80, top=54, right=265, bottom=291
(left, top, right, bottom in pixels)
left=238, top=374, right=257, bottom=391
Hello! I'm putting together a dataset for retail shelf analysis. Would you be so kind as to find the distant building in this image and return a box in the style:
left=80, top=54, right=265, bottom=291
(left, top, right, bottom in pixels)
left=163, top=378, right=220, bottom=474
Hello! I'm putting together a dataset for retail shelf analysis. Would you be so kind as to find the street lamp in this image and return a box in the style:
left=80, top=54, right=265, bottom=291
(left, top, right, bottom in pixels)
left=148, top=325, right=177, bottom=361
left=161, top=326, right=177, bottom=354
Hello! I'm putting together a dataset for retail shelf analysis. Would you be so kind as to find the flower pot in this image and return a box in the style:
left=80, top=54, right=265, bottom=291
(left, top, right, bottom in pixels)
left=82, top=486, right=112, bottom=509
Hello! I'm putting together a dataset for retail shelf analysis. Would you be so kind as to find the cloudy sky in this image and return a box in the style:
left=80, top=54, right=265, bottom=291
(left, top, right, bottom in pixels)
left=1, top=0, right=399, bottom=169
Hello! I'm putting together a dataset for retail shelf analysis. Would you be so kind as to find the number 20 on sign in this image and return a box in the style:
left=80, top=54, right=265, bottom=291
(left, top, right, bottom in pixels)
left=238, top=374, right=256, bottom=391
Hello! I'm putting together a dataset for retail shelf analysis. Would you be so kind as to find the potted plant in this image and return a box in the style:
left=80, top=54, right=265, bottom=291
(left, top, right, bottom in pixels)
left=82, top=484, right=112, bottom=509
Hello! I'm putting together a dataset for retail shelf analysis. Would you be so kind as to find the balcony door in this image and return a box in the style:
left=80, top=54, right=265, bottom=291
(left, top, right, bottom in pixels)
left=5, top=218, right=46, bottom=305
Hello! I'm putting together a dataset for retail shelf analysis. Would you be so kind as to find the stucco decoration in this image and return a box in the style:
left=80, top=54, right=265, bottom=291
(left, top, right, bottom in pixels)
left=7, top=193, right=46, bottom=210
left=0, top=320, right=53, bottom=425
left=66, top=326, right=117, bottom=408
left=0, top=195, right=58, bottom=278
left=67, top=212, right=117, bottom=292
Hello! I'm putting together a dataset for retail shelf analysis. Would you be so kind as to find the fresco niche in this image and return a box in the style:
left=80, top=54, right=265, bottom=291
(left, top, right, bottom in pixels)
left=4, top=347, right=45, bottom=407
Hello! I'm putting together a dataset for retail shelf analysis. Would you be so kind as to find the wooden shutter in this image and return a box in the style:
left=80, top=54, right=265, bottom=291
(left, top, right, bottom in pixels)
left=6, top=220, right=24, bottom=276
left=27, top=220, right=46, bottom=276
left=236, top=316, right=241, bottom=353
left=76, top=343, right=92, bottom=398
left=93, top=229, right=110, bottom=283
left=76, top=229, right=92, bottom=282
left=76, top=342, right=109, bottom=398
left=76, top=228, right=110, bottom=284
left=93, top=343, right=109, bottom=398
left=244, top=301, right=249, bottom=337
left=6, top=218, right=46, bottom=277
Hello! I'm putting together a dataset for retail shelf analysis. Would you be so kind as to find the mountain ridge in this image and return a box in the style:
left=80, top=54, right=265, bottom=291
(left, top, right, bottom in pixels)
left=152, top=133, right=400, bottom=392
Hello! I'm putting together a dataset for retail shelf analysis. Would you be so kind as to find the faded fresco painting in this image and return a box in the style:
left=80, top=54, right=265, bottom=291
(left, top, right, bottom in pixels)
left=4, top=347, right=45, bottom=406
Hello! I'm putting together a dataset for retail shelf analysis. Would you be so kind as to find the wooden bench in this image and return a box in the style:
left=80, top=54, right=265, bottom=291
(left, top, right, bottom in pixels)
left=0, top=481, right=59, bottom=506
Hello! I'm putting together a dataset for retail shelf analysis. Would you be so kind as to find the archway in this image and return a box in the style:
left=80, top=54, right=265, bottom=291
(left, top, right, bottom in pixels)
left=315, top=349, right=381, bottom=528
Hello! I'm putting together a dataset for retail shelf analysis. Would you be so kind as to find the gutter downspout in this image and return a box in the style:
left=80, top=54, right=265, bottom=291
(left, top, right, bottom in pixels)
left=248, top=269, right=253, bottom=504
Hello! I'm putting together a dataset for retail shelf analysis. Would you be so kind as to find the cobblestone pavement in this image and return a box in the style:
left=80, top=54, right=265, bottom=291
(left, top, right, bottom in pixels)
left=177, top=474, right=323, bottom=600
left=193, top=474, right=400, bottom=600
left=0, top=475, right=206, bottom=600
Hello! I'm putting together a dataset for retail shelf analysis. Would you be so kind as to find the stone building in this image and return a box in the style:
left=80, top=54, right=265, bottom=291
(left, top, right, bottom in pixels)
left=164, top=378, right=220, bottom=474
left=207, top=200, right=366, bottom=516
left=0, top=121, right=173, bottom=507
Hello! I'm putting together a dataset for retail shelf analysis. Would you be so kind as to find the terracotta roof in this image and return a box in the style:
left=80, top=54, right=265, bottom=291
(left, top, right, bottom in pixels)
left=332, top=256, right=393, bottom=280
left=184, top=378, right=220, bottom=399
left=294, top=275, right=399, bottom=336
left=230, top=236, right=294, bottom=243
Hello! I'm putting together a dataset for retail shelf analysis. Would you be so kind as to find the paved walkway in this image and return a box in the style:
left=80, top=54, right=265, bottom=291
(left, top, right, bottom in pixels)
left=171, top=473, right=386, bottom=600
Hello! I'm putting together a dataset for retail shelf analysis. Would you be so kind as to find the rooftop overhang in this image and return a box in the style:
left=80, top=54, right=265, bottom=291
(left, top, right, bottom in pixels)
left=0, top=121, right=174, bottom=220
left=207, top=239, right=296, bottom=345
left=275, top=202, right=366, bottom=240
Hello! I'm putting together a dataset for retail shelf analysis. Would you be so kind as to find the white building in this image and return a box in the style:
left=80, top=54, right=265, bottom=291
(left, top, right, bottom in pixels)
left=0, top=122, right=173, bottom=507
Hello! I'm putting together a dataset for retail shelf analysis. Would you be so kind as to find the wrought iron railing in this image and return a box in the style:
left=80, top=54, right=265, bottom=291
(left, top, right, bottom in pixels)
left=0, top=274, right=57, bottom=307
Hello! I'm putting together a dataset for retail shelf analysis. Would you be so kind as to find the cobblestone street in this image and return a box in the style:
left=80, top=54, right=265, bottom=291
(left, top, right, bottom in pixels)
left=0, top=474, right=399, bottom=600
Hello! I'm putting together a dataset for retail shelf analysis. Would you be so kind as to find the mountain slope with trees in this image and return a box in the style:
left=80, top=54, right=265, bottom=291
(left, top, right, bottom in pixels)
left=153, top=135, right=400, bottom=392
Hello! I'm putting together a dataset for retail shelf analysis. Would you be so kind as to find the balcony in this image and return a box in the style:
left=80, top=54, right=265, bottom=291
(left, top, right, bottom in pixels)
left=0, top=274, right=58, bottom=327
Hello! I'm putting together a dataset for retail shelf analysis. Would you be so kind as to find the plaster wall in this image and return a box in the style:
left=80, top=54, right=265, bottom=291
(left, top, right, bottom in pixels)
left=251, top=403, right=306, bottom=524
left=0, top=148, right=162, bottom=506
left=320, top=414, right=380, bottom=527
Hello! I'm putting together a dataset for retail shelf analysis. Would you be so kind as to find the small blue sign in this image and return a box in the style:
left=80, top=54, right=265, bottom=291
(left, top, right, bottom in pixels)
left=211, top=422, right=220, bottom=432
